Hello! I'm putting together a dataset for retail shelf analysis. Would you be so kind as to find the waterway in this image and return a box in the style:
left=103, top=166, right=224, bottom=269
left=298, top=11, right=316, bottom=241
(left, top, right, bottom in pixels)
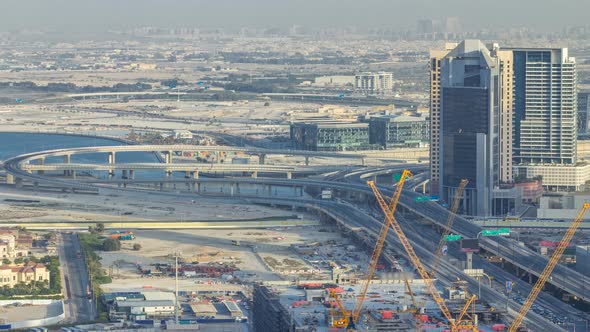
left=0, top=132, right=159, bottom=179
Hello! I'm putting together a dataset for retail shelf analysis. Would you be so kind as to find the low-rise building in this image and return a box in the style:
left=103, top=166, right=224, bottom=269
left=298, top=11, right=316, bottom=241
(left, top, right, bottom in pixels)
left=513, top=164, right=590, bottom=192
left=0, top=261, right=50, bottom=287
left=538, top=193, right=590, bottom=219
left=173, top=129, right=193, bottom=140
left=368, top=114, right=429, bottom=148
left=355, top=72, right=394, bottom=96
left=290, top=122, right=371, bottom=151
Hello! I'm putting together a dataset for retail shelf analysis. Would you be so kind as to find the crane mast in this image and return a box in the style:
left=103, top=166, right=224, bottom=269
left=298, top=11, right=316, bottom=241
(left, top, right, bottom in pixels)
left=508, top=202, right=590, bottom=332
left=431, top=179, right=468, bottom=276
left=367, top=181, right=478, bottom=332
left=347, top=170, right=412, bottom=329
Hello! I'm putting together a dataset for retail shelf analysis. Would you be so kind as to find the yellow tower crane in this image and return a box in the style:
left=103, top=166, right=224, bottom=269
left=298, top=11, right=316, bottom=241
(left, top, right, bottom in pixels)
left=508, top=202, right=590, bottom=332
left=431, top=179, right=468, bottom=277
left=328, top=170, right=412, bottom=330
left=367, top=181, right=478, bottom=332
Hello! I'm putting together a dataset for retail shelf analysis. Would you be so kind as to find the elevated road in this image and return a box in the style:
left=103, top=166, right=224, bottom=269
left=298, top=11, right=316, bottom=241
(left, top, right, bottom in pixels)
left=20, top=162, right=342, bottom=176
left=4, top=146, right=587, bottom=329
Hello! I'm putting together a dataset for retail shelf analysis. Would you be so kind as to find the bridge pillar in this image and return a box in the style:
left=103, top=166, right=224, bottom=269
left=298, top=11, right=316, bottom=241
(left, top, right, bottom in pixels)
left=252, top=171, right=257, bottom=179
left=422, top=182, right=427, bottom=194
left=197, top=183, right=201, bottom=194
left=259, top=154, right=266, bottom=165
left=305, top=156, right=310, bottom=166
left=129, top=170, right=135, bottom=180
left=165, top=170, right=172, bottom=178
left=15, top=177, right=23, bottom=188
left=185, top=171, right=190, bottom=179
left=71, top=170, right=76, bottom=179
left=122, top=170, right=128, bottom=179
left=192, top=171, right=199, bottom=179
left=165, top=151, right=173, bottom=164
left=361, top=157, right=366, bottom=166
left=108, top=151, right=116, bottom=164
left=230, top=183, right=235, bottom=197
left=37, top=157, right=45, bottom=175
left=108, top=152, right=116, bottom=178
left=159, top=182, right=164, bottom=191
left=6, top=174, right=14, bottom=185
left=466, top=252, right=473, bottom=270
left=267, top=185, right=272, bottom=196
left=287, top=172, right=292, bottom=179
left=528, top=273, right=533, bottom=284
left=64, top=154, right=72, bottom=176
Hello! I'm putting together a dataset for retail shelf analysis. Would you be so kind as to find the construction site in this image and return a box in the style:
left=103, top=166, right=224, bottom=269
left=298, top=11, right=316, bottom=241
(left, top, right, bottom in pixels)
left=251, top=171, right=590, bottom=332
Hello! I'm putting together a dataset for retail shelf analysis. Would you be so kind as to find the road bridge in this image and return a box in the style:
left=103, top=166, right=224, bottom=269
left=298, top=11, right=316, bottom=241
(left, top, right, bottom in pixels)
left=5, top=148, right=590, bottom=312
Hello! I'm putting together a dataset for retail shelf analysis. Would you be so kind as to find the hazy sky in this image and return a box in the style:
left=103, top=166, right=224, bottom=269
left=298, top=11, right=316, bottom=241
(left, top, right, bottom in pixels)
left=1, top=0, right=588, bottom=33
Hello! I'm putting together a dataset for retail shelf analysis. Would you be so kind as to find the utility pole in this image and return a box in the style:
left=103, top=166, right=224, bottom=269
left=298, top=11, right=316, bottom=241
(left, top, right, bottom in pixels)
left=174, top=251, right=181, bottom=324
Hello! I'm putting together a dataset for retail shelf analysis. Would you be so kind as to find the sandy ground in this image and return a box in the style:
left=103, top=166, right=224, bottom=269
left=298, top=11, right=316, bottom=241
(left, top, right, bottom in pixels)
left=0, top=185, right=300, bottom=223
left=99, top=225, right=345, bottom=292
left=0, top=302, right=61, bottom=322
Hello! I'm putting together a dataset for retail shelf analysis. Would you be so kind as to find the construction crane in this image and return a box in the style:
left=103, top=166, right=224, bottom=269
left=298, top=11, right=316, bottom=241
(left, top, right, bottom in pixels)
left=336, top=169, right=412, bottom=331
left=431, top=179, right=468, bottom=277
left=508, top=202, right=590, bottom=332
left=328, top=289, right=350, bottom=328
left=367, top=181, right=478, bottom=332
left=328, top=170, right=412, bottom=330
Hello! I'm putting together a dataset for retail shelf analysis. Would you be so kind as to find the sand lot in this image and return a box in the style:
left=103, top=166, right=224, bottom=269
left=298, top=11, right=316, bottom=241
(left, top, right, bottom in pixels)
left=0, top=185, right=299, bottom=223
left=99, top=225, right=344, bottom=292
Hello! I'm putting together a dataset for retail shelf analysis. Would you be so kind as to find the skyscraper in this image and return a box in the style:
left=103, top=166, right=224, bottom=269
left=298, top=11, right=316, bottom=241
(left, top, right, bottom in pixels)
left=430, top=41, right=514, bottom=216
left=510, top=48, right=577, bottom=165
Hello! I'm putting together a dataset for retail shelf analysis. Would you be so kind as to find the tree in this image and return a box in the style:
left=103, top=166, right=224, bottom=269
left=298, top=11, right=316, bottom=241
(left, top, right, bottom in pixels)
left=2, top=258, right=11, bottom=265
left=102, top=238, right=121, bottom=251
left=95, top=223, right=105, bottom=233
left=133, top=243, right=141, bottom=251
left=14, top=257, right=24, bottom=265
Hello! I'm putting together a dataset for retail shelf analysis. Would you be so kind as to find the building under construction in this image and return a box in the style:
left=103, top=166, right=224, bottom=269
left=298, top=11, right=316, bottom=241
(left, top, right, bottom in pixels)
left=252, top=284, right=295, bottom=332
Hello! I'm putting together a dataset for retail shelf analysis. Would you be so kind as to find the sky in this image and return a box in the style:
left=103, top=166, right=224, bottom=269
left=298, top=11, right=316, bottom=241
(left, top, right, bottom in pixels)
left=0, top=0, right=587, bottom=34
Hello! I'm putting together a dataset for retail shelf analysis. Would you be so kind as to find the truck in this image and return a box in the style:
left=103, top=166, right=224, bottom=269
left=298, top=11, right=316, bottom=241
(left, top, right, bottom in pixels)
left=231, top=240, right=241, bottom=246
left=110, top=231, right=135, bottom=241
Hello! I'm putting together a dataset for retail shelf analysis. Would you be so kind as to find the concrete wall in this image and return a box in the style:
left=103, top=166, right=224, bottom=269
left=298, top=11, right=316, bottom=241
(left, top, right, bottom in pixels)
left=0, top=299, right=65, bottom=330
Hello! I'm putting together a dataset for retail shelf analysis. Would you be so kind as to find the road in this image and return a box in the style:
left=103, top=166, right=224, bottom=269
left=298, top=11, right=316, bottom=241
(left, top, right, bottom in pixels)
left=57, top=232, right=94, bottom=323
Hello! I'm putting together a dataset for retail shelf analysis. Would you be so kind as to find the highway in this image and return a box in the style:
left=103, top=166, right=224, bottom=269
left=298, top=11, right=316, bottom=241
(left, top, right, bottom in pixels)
left=4, top=146, right=588, bottom=330
left=57, top=232, right=94, bottom=323
left=8, top=151, right=590, bottom=304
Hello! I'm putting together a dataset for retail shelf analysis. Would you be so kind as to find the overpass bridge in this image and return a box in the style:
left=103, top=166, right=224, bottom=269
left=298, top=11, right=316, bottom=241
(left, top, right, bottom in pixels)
left=20, top=162, right=342, bottom=180
left=4, top=146, right=590, bottom=322
left=13, top=144, right=366, bottom=167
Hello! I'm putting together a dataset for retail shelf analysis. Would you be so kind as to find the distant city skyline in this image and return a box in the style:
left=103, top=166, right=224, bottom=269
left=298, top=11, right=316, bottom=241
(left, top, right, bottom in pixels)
left=1, top=0, right=589, bottom=36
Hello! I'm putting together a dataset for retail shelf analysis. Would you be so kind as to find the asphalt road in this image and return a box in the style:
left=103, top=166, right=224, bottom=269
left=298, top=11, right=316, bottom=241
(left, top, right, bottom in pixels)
left=57, top=232, right=94, bottom=323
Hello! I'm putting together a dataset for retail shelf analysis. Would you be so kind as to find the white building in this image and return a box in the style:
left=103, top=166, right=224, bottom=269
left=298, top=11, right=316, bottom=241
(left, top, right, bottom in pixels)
left=513, top=164, right=590, bottom=192
left=538, top=193, right=590, bottom=219
left=355, top=72, right=393, bottom=96
left=173, top=130, right=193, bottom=140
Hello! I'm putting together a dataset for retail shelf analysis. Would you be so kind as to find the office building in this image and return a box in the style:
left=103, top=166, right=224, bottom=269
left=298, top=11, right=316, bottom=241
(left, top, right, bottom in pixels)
left=368, top=113, right=430, bottom=148
left=355, top=72, right=393, bottom=96
left=578, top=90, right=590, bottom=134
left=430, top=41, right=515, bottom=216
left=510, top=48, right=577, bottom=164
left=290, top=122, right=371, bottom=151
